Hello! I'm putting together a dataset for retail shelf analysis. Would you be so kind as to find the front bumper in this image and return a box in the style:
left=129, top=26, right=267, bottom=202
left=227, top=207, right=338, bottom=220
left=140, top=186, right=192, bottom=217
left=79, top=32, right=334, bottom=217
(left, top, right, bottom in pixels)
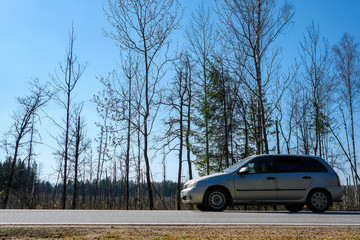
left=180, top=186, right=207, bottom=204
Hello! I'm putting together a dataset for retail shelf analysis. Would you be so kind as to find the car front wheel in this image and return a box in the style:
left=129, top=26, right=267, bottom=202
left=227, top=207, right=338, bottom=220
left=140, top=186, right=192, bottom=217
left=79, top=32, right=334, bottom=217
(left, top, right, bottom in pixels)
left=203, top=188, right=229, bottom=212
left=307, top=189, right=330, bottom=213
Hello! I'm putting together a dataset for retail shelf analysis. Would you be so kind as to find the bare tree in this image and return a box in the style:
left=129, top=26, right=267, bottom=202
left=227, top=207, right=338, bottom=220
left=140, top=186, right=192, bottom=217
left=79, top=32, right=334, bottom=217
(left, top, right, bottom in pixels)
left=93, top=112, right=111, bottom=207
left=278, top=78, right=300, bottom=154
left=105, top=0, right=182, bottom=209
left=94, top=52, right=141, bottom=209
left=1, top=80, right=51, bottom=209
left=299, top=22, right=335, bottom=157
left=158, top=52, right=192, bottom=209
left=71, top=105, right=91, bottom=209
left=50, top=25, right=88, bottom=209
left=216, top=0, right=295, bottom=154
left=333, top=33, right=360, bottom=193
left=121, top=52, right=139, bottom=210
left=274, top=64, right=299, bottom=154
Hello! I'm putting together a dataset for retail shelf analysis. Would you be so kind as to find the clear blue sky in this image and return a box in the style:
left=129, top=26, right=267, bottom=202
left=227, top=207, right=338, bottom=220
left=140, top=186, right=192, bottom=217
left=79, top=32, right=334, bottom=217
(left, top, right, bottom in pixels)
left=1, top=0, right=360, bottom=182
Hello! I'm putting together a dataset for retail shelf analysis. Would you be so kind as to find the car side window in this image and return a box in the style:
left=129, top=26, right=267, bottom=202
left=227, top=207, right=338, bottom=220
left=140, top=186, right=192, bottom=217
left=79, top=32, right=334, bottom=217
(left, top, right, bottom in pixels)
left=246, top=157, right=274, bottom=174
left=302, top=157, right=328, bottom=172
left=276, top=156, right=306, bottom=173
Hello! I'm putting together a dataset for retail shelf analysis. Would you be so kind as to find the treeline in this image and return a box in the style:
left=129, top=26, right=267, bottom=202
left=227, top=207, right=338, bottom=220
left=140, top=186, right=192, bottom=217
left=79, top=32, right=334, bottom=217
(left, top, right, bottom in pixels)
left=0, top=160, right=180, bottom=209
left=1, top=0, right=360, bottom=210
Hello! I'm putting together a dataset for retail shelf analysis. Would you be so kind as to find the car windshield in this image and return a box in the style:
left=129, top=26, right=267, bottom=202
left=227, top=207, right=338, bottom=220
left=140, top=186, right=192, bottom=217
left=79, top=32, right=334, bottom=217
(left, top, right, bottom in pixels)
left=223, top=156, right=254, bottom=173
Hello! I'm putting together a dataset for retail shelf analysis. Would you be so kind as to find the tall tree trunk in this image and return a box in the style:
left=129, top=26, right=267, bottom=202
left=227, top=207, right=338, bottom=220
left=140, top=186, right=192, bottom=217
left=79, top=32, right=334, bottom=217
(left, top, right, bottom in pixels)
left=222, top=73, right=230, bottom=168
left=72, top=115, right=81, bottom=209
left=125, top=72, right=132, bottom=210
left=144, top=56, right=154, bottom=210
left=349, top=97, right=357, bottom=186
left=186, top=65, right=193, bottom=180
left=95, top=127, right=103, bottom=206
left=186, top=107, right=193, bottom=180
left=62, top=73, right=71, bottom=210
left=254, top=0, right=262, bottom=155
left=204, top=63, right=210, bottom=175
left=136, top=114, right=142, bottom=209
left=61, top=27, right=77, bottom=210
left=276, top=120, right=280, bottom=154
left=177, top=83, right=184, bottom=210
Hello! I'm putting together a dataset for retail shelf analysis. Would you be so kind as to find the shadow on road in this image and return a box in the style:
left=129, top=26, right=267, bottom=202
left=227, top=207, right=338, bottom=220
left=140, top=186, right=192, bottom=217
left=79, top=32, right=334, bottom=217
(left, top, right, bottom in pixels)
left=222, top=210, right=360, bottom=215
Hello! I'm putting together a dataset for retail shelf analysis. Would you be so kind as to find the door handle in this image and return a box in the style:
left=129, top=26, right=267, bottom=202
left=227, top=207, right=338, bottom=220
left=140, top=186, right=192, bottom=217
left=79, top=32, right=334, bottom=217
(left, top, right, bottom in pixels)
left=302, top=176, right=312, bottom=179
left=266, top=177, right=275, bottom=180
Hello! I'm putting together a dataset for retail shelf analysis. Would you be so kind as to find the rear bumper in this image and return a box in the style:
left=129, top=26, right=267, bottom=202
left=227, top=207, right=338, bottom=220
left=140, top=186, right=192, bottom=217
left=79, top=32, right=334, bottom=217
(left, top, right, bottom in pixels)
left=328, top=186, right=344, bottom=202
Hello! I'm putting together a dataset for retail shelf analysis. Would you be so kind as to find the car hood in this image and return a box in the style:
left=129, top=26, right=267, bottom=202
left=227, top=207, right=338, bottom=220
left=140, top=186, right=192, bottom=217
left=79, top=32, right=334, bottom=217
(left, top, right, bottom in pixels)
left=188, top=172, right=229, bottom=184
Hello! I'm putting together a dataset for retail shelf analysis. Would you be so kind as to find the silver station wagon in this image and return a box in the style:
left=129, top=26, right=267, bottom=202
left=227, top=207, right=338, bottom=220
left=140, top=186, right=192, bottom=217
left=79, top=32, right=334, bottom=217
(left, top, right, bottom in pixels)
left=181, top=155, right=343, bottom=212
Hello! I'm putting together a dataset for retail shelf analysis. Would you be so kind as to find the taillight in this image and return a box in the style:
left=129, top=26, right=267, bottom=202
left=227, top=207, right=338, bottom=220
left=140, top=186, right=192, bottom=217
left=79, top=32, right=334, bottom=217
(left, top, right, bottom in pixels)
left=335, top=172, right=341, bottom=186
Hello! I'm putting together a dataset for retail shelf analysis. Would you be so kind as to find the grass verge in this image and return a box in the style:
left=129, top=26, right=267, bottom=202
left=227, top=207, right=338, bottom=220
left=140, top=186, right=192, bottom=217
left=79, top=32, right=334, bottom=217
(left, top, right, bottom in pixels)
left=0, top=225, right=359, bottom=239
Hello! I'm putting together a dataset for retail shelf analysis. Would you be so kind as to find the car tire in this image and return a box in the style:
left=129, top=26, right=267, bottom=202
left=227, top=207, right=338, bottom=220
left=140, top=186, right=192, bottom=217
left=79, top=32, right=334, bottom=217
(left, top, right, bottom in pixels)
left=284, top=204, right=304, bottom=212
left=307, top=189, right=330, bottom=213
left=203, top=188, right=229, bottom=212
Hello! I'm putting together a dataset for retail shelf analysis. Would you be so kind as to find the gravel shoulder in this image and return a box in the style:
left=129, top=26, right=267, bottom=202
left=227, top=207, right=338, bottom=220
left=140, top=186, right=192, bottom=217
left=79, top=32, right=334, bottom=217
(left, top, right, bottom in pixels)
left=1, top=225, right=360, bottom=239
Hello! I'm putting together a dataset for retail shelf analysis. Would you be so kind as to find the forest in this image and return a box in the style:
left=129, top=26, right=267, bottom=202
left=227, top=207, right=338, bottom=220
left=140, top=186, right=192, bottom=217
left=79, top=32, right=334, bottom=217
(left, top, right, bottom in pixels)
left=0, top=0, right=359, bottom=210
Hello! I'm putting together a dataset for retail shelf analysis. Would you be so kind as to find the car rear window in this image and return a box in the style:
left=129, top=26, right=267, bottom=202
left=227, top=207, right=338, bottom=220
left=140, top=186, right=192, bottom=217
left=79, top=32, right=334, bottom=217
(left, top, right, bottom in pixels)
left=302, top=157, right=328, bottom=172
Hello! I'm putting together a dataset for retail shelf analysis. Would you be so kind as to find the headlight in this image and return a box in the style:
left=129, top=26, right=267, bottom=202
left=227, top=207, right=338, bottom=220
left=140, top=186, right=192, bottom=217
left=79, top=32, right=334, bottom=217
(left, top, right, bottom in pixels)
left=184, top=180, right=197, bottom=189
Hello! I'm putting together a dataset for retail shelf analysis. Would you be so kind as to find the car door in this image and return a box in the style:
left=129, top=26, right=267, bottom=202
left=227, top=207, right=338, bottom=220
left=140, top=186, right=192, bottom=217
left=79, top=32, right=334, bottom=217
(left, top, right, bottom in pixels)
left=235, top=156, right=277, bottom=201
left=275, top=156, right=314, bottom=201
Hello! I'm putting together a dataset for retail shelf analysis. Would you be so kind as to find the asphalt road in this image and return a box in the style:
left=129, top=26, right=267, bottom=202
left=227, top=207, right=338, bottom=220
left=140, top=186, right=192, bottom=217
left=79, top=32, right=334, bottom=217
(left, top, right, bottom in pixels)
left=1, top=210, right=360, bottom=226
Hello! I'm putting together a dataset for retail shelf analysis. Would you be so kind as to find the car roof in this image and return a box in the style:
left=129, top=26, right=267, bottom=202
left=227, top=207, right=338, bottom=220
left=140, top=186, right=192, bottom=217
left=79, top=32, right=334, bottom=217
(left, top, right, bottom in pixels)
left=250, top=154, right=324, bottom=160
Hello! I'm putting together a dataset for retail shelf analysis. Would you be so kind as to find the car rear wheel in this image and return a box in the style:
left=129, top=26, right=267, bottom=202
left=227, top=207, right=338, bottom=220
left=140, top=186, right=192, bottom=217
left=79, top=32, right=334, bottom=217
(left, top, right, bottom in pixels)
left=307, top=189, right=330, bottom=213
left=203, top=188, right=229, bottom=212
left=284, top=204, right=304, bottom=212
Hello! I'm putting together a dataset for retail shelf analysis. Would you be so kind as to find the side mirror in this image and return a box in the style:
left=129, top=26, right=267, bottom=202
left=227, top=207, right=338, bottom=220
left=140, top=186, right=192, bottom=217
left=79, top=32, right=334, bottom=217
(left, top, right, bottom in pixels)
left=239, top=167, right=248, bottom=174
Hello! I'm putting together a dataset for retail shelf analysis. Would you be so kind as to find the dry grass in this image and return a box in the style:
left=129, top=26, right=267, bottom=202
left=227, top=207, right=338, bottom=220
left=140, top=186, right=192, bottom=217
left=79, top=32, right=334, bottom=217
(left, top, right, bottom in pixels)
left=0, top=225, right=360, bottom=240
